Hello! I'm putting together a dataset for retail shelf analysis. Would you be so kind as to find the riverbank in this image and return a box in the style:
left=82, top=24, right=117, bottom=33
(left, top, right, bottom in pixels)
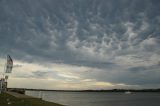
left=0, top=92, right=65, bottom=106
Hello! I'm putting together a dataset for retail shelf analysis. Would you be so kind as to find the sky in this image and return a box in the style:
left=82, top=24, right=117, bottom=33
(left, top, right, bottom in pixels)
left=0, top=0, right=160, bottom=90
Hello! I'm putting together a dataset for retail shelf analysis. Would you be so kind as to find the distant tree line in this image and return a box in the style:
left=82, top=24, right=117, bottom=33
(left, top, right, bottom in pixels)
left=7, top=88, right=160, bottom=94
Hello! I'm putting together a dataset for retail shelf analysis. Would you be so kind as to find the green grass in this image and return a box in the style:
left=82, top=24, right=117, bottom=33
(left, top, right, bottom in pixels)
left=0, top=93, right=65, bottom=106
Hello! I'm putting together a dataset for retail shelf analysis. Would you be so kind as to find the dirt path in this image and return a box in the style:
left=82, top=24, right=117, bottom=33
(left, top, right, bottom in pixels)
left=6, top=91, right=35, bottom=98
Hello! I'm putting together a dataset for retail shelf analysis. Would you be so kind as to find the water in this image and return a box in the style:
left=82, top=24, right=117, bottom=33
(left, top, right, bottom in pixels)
left=25, top=91, right=160, bottom=106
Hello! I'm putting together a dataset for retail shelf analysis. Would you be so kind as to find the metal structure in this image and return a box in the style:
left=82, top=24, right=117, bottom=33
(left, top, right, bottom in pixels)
left=0, top=55, right=13, bottom=94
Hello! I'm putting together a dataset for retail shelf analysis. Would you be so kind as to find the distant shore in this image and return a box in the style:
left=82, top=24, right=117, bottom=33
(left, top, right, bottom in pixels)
left=8, top=88, right=160, bottom=94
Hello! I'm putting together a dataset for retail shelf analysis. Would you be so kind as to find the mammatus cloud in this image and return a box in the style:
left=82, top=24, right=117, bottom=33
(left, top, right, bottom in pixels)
left=0, top=0, right=160, bottom=89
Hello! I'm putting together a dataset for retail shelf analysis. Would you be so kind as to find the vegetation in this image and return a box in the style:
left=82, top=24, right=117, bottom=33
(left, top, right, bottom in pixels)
left=0, top=93, right=65, bottom=106
left=8, top=88, right=160, bottom=92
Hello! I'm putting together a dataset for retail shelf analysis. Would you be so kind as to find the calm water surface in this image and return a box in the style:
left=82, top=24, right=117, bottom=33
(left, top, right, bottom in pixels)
left=25, top=91, right=160, bottom=106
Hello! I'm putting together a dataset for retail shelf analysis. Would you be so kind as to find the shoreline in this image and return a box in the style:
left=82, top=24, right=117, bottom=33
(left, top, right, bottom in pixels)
left=8, top=88, right=160, bottom=93
left=0, top=92, right=65, bottom=106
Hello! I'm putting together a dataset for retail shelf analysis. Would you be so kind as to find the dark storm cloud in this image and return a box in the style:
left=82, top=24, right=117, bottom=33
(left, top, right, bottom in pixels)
left=128, top=67, right=147, bottom=72
left=0, top=0, right=160, bottom=87
left=99, top=64, right=160, bottom=85
left=31, top=70, right=59, bottom=79
left=32, top=71, right=52, bottom=78
left=13, top=64, right=23, bottom=68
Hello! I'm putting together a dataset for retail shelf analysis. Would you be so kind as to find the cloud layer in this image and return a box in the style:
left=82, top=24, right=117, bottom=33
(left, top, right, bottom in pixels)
left=0, top=0, right=160, bottom=89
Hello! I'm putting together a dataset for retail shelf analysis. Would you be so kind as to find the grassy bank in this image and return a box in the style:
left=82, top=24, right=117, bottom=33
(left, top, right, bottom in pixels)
left=0, top=93, right=65, bottom=106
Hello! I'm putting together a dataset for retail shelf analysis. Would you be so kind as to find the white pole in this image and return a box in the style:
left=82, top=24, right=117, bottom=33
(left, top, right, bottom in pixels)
left=3, top=56, right=7, bottom=92
left=0, top=79, right=2, bottom=94
left=0, top=56, right=7, bottom=94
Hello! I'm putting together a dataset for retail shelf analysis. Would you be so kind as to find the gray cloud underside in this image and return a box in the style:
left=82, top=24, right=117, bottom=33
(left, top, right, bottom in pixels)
left=0, top=0, right=160, bottom=87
